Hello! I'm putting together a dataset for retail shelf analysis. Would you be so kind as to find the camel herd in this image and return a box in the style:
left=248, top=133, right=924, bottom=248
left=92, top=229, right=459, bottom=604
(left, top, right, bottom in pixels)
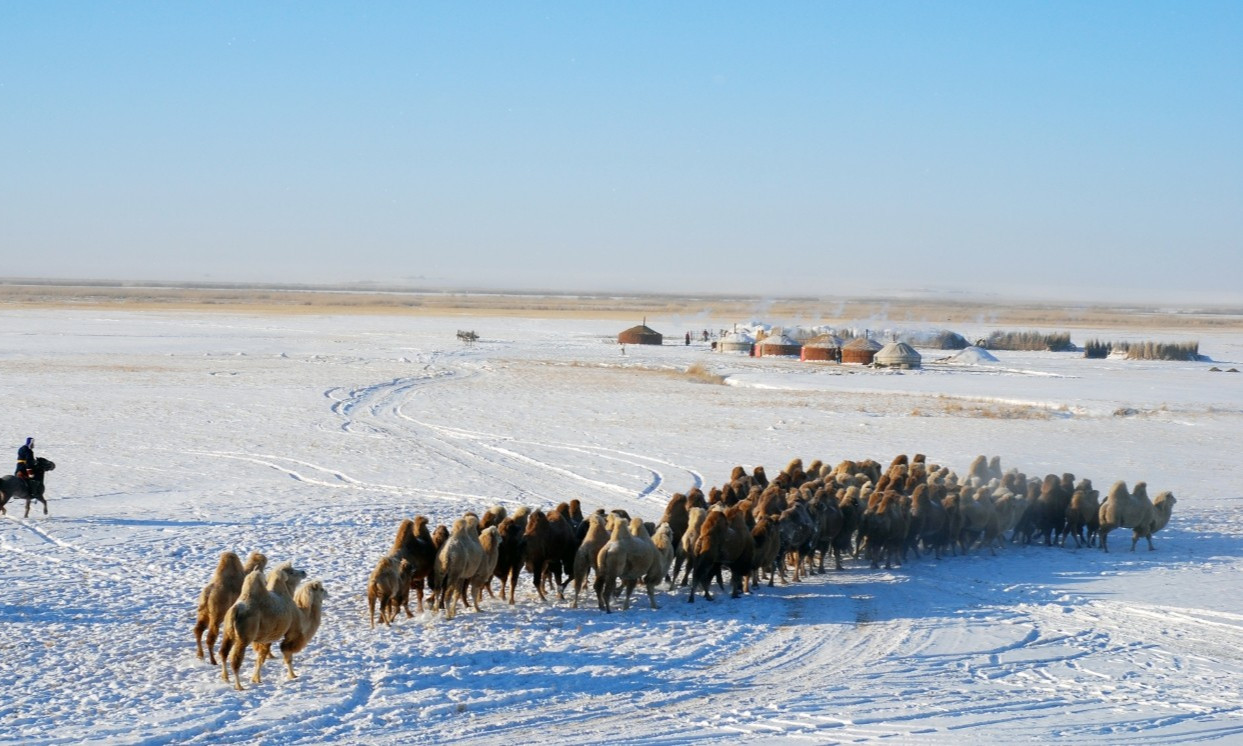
left=193, top=452, right=1178, bottom=689
left=193, top=550, right=328, bottom=690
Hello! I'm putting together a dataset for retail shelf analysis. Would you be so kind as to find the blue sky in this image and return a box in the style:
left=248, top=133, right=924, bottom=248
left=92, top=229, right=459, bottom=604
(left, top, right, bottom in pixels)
left=2, top=2, right=1240, bottom=301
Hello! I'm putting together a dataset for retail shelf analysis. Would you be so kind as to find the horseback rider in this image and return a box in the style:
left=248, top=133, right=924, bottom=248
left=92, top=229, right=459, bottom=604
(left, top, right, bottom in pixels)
left=15, top=437, right=35, bottom=492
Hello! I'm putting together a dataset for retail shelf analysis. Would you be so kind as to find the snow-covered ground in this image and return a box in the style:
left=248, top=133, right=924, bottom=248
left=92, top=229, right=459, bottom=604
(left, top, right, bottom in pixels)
left=2, top=308, right=1242, bottom=744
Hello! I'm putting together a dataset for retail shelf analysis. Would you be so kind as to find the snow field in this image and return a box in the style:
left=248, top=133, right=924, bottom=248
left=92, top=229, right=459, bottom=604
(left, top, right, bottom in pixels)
left=1, top=309, right=1242, bottom=744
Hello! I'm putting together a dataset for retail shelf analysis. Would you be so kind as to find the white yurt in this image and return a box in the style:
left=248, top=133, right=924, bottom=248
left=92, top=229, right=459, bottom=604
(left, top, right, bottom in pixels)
left=874, top=340, right=922, bottom=369
left=718, top=330, right=756, bottom=354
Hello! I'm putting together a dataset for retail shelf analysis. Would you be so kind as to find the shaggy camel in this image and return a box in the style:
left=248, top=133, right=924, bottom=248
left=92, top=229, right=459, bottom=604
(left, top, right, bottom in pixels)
left=367, top=555, right=405, bottom=628
left=1101, top=482, right=1175, bottom=552
left=523, top=509, right=576, bottom=603
left=265, top=579, right=327, bottom=682
left=1030, top=475, right=1071, bottom=547
left=220, top=562, right=307, bottom=690
left=194, top=550, right=267, bottom=664
left=658, top=493, right=691, bottom=582
left=958, top=488, right=1003, bottom=556
left=468, top=525, right=501, bottom=612
left=572, top=513, right=611, bottom=608
left=688, top=509, right=728, bottom=603
left=750, top=515, right=781, bottom=587
left=809, top=491, right=843, bottom=572
left=909, top=484, right=948, bottom=560
left=390, top=516, right=437, bottom=614
left=860, top=492, right=905, bottom=569
left=1065, top=486, right=1101, bottom=548
left=435, top=517, right=483, bottom=619
left=651, top=521, right=676, bottom=586
left=492, top=516, right=525, bottom=604
left=777, top=501, right=816, bottom=581
left=720, top=506, right=756, bottom=597
left=594, top=515, right=634, bottom=612
left=674, top=506, right=707, bottom=588
left=480, top=504, right=508, bottom=529
left=1098, top=481, right=1155, bottom=552
left=620, top=517, right=665, bottom=610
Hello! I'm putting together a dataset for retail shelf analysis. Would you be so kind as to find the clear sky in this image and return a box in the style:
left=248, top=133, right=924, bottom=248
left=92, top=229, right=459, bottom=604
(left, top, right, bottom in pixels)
left=2, top=2, right=1240, bottom=302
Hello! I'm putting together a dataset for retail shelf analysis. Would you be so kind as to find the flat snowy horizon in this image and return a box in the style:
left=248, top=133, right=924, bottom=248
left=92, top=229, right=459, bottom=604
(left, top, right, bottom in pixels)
left=2, top=308, right=1242, bottom=744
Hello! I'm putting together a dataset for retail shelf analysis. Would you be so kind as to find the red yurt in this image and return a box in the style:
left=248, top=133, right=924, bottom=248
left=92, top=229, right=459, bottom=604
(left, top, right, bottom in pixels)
left=757, top=333, right=802, bottom=358
left=841, top=336, right=882, bottom=364
left=801, top=333, right=844, bottom=362
left=618, top=323, right=663, bottom=345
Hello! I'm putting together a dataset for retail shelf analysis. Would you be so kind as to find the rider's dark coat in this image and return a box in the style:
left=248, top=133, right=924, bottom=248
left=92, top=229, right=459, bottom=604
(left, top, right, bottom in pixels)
left=16, top=443, right=34, bottom=477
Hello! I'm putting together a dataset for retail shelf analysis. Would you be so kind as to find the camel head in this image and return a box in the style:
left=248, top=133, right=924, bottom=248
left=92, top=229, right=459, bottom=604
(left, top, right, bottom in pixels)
left=296, top=579, right=328, bottom=605
left=268, top=562, right=307, bottom=593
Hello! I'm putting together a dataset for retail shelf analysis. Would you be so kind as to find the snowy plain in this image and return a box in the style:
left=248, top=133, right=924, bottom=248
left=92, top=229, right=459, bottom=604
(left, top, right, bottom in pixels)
left=2, top=307, right=1242, bottom=745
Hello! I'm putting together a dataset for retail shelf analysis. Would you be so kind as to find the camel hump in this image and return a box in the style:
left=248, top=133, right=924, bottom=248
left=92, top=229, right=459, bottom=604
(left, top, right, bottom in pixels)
left=238, top=569, right=267, bottom=599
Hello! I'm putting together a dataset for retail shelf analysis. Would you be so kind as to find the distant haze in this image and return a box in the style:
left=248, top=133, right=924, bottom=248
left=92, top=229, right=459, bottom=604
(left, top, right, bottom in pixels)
left=2, top=3, right=1240, bottom=304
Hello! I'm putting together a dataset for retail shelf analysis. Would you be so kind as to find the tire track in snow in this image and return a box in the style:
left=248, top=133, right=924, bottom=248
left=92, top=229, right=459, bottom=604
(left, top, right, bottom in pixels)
left=321, top=356, right=706, bottom=508
left=186, top=450, right=496, bottom=504
left=2, top=514, right=178, bottom=586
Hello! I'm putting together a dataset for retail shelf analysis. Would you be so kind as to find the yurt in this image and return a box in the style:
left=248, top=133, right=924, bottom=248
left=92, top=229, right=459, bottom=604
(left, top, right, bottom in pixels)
left=801, top=333, right=844, bottom=362
left=618, top=323, right=663, bottom=346
left=841, top=336, right=883, bottom=365
left=718, top=330, right=756, bottom=355
left=757, top=333, right=802, bottom=358
left=874, top=340, right=922, bottom=369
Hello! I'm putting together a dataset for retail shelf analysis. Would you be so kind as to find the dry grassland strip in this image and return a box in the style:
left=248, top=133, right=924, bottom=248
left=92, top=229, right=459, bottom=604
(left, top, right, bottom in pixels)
left=2, top=282, right=1242, bottom=330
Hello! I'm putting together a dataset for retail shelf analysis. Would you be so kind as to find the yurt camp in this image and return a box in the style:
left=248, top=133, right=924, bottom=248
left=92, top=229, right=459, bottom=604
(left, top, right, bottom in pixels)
left=874, top=340, right=922, bottom=369
left=618, top=323, right=663, bottom=346
left=801, top=333, right=844, bottom=362
left=841, top=336, right=883, bottom=365
left=757, top=333, right=802, bottom=358
left=718, top=330, right=756, bottom=355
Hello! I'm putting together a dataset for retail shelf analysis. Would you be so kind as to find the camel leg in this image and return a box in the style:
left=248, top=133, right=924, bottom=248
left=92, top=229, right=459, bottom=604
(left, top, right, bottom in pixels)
left=252, top=644, right=270, bottom=684
left=594, top=574, right=610, bottom=612
left=219, top=635, right=234, bottom=680
left=204, top=625, right=220, bottom=665
left=194, top=620, right=207, bottom=660
left=282, top=647, right=297, bottom=679
left=224, top=638, right=244, bottom=689
left=533, top=564, right=549, bottom=603
left=621, top=579, right=635, bottom=611
left=572, top=573, right=585, bottom=609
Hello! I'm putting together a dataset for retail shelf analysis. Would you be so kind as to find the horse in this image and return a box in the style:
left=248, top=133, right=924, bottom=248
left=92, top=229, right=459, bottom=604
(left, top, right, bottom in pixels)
left=0, top=457, right=56, bottom=518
